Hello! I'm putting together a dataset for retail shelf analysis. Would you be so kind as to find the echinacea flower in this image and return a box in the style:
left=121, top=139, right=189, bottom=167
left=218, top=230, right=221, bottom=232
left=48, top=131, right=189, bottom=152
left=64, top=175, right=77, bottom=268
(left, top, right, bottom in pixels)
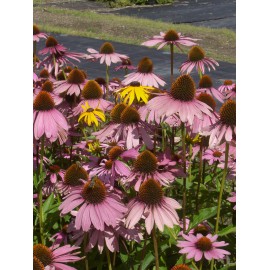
left=59, top=178, right=127, bottom=231
left=179, top=46, right=219, bottom=74
left=142, top=29, right=198, bottom=50
left=197, top=75, right=225, bottom=103
left=227, top=191, right=236, bottom=210
left=177, top=234, right=230, bottom=261
left=54, top=69, right=87, bottom=96
left=39, top=36, right=67, bottom=55
left=94, top=77, right=121, bottom=95
left=147, top=74, right=213, bottom=125
left=115, top=81, right=155, bottom=105
left=226, top=84, right=236, bottom=100
left=46, top=164, right=65, bottom=184
left=94, top=105, right=154, bottom=149
left=171, top=264, right=192, bottom=270
left=122, top=149, right=184, bottom=191
left=78, top=101, right=105, bottom=127
left=218, top=80, right=236, bottom=94
left=203, top=147, right=224, bottom=165
left=50, top=224, right=69, bottom=247
left=202, top=100, right=236, bottom=147
left=125, top=178, right=181, bottom=234
left=85, top=42, right=128, bottom=66
left=122, top=57, right=166, bottom=88
left=33, top=24, right=48, bottom=42
left=115, top=58, right=137, bottom=71
left=73, top=80, right=113, bottom=116
left=33, top=243, right=81, bottom=270
left=33, top=91, right=68, bottom=144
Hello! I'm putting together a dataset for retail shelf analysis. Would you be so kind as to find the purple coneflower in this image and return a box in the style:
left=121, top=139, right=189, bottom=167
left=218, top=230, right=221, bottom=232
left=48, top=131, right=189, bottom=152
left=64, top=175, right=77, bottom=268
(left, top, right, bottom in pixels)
left=33, top=24, right=47, bottom=42
left=39, top=36, right=67, bottom=55
left=59, top=178, right=127, bottom=231
left=33, top=243, right=81, bottom=270
left=171, top=264, right=192, bottom=270
left=218, top=80, right=236, bottom=94
left=177, top=234, right=230, bottom=261
left=227, top=191, right=236, bottom=210
left=125, top=178, right=181, bottom=234
left=179, top=46, right=219, bottom=74
left=226, top=84, right=236, bottom=100
left=115, top=58, right=137, bottom=71
left=147, top=74, right=213, bottom=126
left=50, top=224, right=69, bottom=247
left=33, top=91, right=68, bottom=144
left=122, top=57, right=166, bottom=88
left=203, top=147, right=224, bottom=165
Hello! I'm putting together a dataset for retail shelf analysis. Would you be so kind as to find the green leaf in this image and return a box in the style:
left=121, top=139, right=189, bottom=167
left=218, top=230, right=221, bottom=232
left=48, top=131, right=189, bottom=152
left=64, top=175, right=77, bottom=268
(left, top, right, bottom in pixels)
left=218, top=263, right=236, bottom=270
left=188, top=206, right=217, bottom=231
left=140, top=251, right=155, bottom=270
left=43, top=193, right=55, bottom=214
left=218, top=225, right=236, bottom=236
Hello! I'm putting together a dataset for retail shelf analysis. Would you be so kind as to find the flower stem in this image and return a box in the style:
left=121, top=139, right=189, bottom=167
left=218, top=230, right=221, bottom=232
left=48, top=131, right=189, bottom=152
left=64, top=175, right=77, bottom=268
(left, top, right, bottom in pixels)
left=152, top=226, right=160, bottom=270
left=105, top=246, right=113, bottom=270
left=106, top=65, right=110, bottom=100
left=38, top=136, right=45, bottom=244
left=195, top=140, right=203, bottom=212
left=181, top=123, right=187, bottom=232
left=199, top=260, right=203, bottom=270
left=170, top=44, right=174, bottom=85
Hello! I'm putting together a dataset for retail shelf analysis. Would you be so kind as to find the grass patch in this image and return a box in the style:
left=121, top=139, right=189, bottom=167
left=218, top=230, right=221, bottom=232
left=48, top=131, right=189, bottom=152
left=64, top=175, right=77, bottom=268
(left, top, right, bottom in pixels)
left=34, top=7, right=235, bottom=63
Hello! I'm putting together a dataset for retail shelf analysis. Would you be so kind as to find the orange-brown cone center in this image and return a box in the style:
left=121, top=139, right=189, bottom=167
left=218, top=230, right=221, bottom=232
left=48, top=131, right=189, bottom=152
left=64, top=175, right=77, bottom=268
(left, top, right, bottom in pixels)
left=64, top=163, right=88, bottom=186
left=33, top=91, right=55, bottom=111
left=197, top=93, right=216, bottom=111
left=45, top=36, right=58, bottom=47
left=120, top=106, right=141, bottom=124
left=100, top=42, right=115, bottom=54
left=67, top=69, right=85, bottom=84
left=134, top=150, right=158, bottom=174
left=164, top=29, right=179, bottom=41
left=110, top=104, right=127, bottom=123
left=82, top=80, right=103, bottom=100
left=137, top=57, right=153, bottom=73
left=219, top=100, right=236, bottom=126
left=33, top=244, right=53, bottom=267
left=195, top=236, right=213, bottom=251
left=188, top=46, right=205, bottom=61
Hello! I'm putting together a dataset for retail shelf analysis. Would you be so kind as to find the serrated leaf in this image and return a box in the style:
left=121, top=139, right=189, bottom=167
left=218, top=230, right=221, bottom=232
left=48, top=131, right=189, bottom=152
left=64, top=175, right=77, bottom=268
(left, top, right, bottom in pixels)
left=218, top=225, right=236, bottom=236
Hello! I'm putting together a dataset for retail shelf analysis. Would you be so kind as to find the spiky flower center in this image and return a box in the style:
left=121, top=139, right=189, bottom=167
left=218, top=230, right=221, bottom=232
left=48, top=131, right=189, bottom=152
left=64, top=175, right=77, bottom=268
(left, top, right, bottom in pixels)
left=188, top=46, right=205, bottom=61
left=100, top=42, right=115, bottom=54
left=219, top=100, right=236, bottom=126
left=56, top=71, right=66, bottom=81
left=194, top=224, right=211, bottom=236
left=42, top=81, right=53, bottom=92
left=64, top=164, right=88, bottom=186
left=33, top=91, right=55, bottom=111
left=171, top=264, right=191, bottom=270
left=45, top=36, right=58, bottom=48
left=49, top=165, right=61, bottom=173
left=81, top=178, right=106, bottom=204
left=108, top=146, right=123, bottom=160
left=64, top=66, right=73, bottom=73
left=33, top=25, right=40, bottom=35
left=199, top=75, right=213, bottom=88
left=213, top=151, right=222, bottom=158
left=197, top=93, right=216, bottom=111
left=224, top=80, right=233, bottom=86
left=120, top=106, right=141, bottom=124
left=138, top=57, right=153, bottom=73
left=138, top=178, right=163, bottom=205
left=122, top=58, right=132, bottom=65
left=105, top=160, right=113, bottom=170
left=164, top=29, right=179, bottom=41
left=134, top=150, right=158, bottom=174
left=82, top=80, right=103, bottom=100
left=110, top=104, right=127, bottom=123
left=33, top=244, right=53, bottom=267
left=67, top=69, right=85, bottom=84
left=130, top=81, right=141, bottom=87
left=170, top=75, right=196, bottom=101
left=195, top=237, right=213, bottom=251
left=40, top=69, right=49, bottom=78
left=95, top=77, right=106, bottom=86
left=34, top=256, right=45, bottom=270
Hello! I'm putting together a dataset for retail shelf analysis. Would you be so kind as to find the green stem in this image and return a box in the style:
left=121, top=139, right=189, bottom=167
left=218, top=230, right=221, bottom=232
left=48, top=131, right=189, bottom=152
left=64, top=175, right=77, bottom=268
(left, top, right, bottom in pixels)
left=191, top=261, right=199, bottom=270
left=139, top=232, right=148, bottom=270
left=105, top=246, right=113, bottom=270
left=181, top=123, right=187, bottom=232
left=106, top=65, right=110, bottom=100
left=195, top=141, right=203, bottom=212
left=199, top=260, right=203, bottom=270
left=170, top=44, right=174, bottom=85
left=188, top=143, right=193, bottom=182
left=198, top=68, right=203, bottom=79
left=152, top=227, right=159, bottom=270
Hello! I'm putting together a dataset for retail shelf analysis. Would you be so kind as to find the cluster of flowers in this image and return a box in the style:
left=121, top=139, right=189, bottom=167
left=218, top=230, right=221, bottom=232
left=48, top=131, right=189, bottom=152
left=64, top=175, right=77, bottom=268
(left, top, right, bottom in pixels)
left=33, top=25, right=236, bottom=270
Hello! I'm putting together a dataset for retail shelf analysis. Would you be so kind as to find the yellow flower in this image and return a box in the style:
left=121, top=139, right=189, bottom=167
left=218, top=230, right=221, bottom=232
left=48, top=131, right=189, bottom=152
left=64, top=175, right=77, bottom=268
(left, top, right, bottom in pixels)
left=116, top=82, right=155, bottom=105
left=78, top=101, right=105, bottom=127
left=87, top=140, right=102, bottom=155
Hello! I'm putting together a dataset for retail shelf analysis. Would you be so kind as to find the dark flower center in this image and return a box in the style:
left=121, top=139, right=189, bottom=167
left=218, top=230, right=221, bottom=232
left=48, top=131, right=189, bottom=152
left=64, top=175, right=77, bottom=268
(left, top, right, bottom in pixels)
left=120, top=106, right=141, bottom=124
left=40, top=69, right=49, bottom=79
left=138, top=178, right=163, bottom=205
left=33, top=25, right=40, bottom=35
left=95, top=77, right=106, bottom=86
left=62, top=224, right=69, bottom=234
left=45, top=36, right=58, bottom=48
left=224, top=80, right=233, bottom=86
left=197, top=93, right=216, bottom=111
left=232, top=85, right=236, bottom=92
left=188, top=46, right=205, bottom=61
left=81, top=178, right=107, bottom=204
left=122, top=58, right=132, bottom=65
left=195, top=236, right=213, bottom=251
left=199, top=75, right=213, bottom=88
left=33, top=244, right=53, bottom=267
left=108, top=146, right=123, bottom=160
left=49, top=165, right=61, bottom=173
left=138, top=57, right=153, bottom=73
left=134, top=150, right=158, bottom=174
left=171, top=264, right=191, bottom=270
left=105, top=160, right=113, bottom=170
left=64, top=66, right=73, bottom=73
left=56, top=71, right=66, bottom=81
left=164, top=29, right=179, bottom=41
left=110, top=104, right=127, bottom=123
left=67, top=69, right=85, bottom=84
left=33, top=256, right=45, bottom=270
left=193, top=224, right=211, bottom=236
left=212, top=151, right=222, bottom=158
left=33, top=91, right=55, bottom=111
left=170, top=75, right=196, bottom=101
left=130, top=81, right=141, bottom=87
left=82, top=80, right=103, bottom=100
left=41, top=80, right=53, bottom=93
left=219, top=100, right=236, bottom=126
left=100, top=42, right=115, bottom=54
left=64, top=163, right=88, bottom=186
